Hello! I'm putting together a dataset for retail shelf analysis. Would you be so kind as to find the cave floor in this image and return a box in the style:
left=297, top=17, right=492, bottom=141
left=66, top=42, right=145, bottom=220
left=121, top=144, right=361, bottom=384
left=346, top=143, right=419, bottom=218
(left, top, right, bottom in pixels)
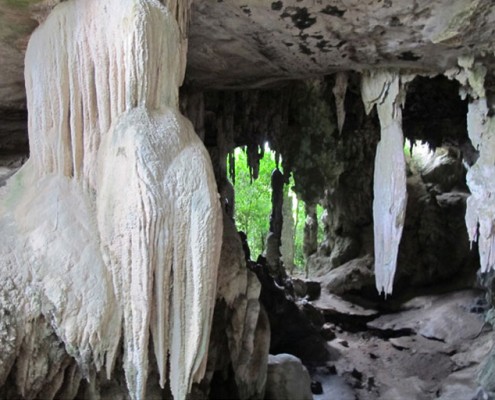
left=309, top=289, right=493, bottom=400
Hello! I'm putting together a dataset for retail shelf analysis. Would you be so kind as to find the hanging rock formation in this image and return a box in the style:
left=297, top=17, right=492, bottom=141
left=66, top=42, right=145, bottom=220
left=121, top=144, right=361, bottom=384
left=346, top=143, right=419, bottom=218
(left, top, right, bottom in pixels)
left=0, top=1, right=222, bottom=399
left=449, top=56, right=495, bottom=273
left=362, top=71, right=409, bottom=295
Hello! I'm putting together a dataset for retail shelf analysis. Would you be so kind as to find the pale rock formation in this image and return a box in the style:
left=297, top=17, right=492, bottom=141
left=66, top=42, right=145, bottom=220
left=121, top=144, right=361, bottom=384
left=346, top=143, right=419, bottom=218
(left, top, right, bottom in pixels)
left=265, top=353, right=313, bottom=400
left=450, top=57, right=495, bottom=273
left=303, top=204, right=318, bottom=259
left=281, top=191, right=295, bottom=273
left=361, top=71, right=409, bottom=295
left=0, top=1, right=222, bottom=400
left=210, top=215, right=270, bottom=400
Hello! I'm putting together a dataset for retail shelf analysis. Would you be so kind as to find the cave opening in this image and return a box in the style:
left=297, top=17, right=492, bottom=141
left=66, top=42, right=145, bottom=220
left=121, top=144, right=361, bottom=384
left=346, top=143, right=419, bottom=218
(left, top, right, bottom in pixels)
left=228, top=144, right=325, bottom=276
left=196, top=73, right=490, bottom=399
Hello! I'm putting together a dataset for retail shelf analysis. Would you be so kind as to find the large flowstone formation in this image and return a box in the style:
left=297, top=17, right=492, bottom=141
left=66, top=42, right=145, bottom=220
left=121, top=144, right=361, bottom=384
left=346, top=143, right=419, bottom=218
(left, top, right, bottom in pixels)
left=0, top=1, right=222, bottom=399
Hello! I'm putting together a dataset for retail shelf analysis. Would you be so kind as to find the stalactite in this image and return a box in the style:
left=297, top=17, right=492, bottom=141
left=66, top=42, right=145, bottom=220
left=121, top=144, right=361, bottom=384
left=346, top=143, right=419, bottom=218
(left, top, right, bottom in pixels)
left=449, top=56, right=495, bottom=273
left=229, top=151, right=236, bottom=185
left=269, top=169, right=285, bottom=240
left=361, top=71, right=410, bottom=295
left=0, top=1, right=222, bottom=400
left=247, top=144, right=261, bottom=182
left=303, top=204, right=318, bottom=259
left=160, top=0, right=192, bottom=86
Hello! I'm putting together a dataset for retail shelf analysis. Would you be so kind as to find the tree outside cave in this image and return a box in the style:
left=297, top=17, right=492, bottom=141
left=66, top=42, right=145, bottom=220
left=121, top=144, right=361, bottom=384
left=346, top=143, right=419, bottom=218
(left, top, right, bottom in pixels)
left=231, top=146, right=323, bottom=272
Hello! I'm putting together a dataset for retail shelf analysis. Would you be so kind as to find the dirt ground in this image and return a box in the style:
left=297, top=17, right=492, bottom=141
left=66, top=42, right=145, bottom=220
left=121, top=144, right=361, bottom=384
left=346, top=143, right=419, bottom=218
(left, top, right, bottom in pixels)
left=308, top=290, right=493, bottom=400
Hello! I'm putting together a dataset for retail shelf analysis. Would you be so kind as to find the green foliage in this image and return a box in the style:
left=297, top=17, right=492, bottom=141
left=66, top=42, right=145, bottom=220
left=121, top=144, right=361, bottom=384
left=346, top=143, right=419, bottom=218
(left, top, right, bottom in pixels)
left=232, top=148, right=275, bottom=259
left=232, top=147, right=324, bottom=271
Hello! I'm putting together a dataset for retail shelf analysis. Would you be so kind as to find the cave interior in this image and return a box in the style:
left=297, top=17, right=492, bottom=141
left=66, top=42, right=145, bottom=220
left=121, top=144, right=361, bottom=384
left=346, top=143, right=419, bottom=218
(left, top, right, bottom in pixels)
left=1, top=1, right=495, bottom=400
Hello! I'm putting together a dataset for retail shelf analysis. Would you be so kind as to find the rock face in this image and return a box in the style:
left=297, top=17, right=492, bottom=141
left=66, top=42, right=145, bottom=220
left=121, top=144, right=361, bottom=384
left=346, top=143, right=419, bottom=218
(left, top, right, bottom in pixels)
left=0, top=1, right=222, bottom=400
left=187, top=1, right=495, bottom=88
left=207, top=215, right=270, bottom=400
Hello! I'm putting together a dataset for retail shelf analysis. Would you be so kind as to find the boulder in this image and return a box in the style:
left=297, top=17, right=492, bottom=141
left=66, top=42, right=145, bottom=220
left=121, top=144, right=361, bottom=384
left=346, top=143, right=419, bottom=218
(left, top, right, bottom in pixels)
left=292, top=278, right=321, bottom=300
left=265, top=354, right=313, bottom=400
left=320, top=255, right=375, bottom=296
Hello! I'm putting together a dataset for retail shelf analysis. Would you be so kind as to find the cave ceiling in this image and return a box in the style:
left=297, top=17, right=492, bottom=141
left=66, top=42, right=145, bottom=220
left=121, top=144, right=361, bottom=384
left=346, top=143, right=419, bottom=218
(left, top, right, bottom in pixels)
left=0, top=0, right=495, bottom=108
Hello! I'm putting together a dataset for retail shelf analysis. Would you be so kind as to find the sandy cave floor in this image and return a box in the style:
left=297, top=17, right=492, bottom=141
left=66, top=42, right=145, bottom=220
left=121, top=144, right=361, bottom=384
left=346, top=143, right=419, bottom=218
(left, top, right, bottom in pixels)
left=307, top=289, right=493, bottom=400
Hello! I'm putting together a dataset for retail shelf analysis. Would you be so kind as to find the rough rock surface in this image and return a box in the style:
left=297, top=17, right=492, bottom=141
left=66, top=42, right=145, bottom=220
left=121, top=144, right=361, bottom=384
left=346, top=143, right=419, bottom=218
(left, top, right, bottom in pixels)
left=187, top=1, right=495, bottom=88
left=309, top=289, right=491, bottom=400
left=319, top=256, right=375, bottom=296
left=265, top=354, right=313, bottom=400
left=1, top=0, right=495, bottom=109
left=252, top=260, right=331, bottom=366
left=201, top=215, right=270, bottom=400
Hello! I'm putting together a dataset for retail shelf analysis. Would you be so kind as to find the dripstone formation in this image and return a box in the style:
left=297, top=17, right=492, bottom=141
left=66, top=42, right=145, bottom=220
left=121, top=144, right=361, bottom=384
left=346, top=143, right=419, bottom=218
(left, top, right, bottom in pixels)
left=0, top=1, right=495, bottom=399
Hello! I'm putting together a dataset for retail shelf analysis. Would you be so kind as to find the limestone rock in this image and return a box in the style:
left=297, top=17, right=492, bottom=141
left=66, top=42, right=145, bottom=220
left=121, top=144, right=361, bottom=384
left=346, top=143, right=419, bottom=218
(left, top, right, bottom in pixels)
left=416, top=147, right=466, bottom=192
left=367, top=290, right=484, bottom=344
left=320, top=256, right=375, bottom=296
left=188, top=1, right=495, bottom=89
left=207, top=216, right=270, bottom=400
left=308, top=237, right=361, bottom=277
left=253, top=260, right=331, bottom=365
left=362, top=70, right=409, bottom=295
left=0, top=2, right=223, bottom=400
left=265, top=354, right=313, bottom=400
left=395, top=170, right=474, bottom=289
left=292, top=278, right=321, bottom=301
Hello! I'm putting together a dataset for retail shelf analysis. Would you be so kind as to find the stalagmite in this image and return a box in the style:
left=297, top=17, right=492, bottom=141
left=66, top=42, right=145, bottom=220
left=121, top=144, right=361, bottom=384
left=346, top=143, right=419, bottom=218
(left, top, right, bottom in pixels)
left=361, top=71, right=409, bottom=295
left=303, top=204, right=318, bottom=259
left=281, top=192, right=296, bottom=273
left=451, top=57, right=495, bottom=273
left=333, top=72, right=348, bottom=134
left=0, top=1, right=222, bottom=399
left=265, top=168, right=285, bottom=273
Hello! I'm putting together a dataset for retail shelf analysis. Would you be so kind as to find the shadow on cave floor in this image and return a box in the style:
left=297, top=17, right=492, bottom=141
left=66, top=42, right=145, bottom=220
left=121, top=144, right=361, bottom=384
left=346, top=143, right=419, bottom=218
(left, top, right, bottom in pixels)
left=305, top=283, right=491, bottom=400
left=310, top=290, right=493, bottom=400
left=249, top=248, right=489, bottom=400
left=249, top=250, right=491, bottom=399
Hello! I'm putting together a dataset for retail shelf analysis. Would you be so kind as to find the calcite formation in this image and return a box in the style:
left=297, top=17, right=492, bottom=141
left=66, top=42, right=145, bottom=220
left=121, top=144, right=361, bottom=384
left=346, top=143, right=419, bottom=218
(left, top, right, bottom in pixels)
left=0, top=1, right=222, bottom=400
left=362, top=71, right=409, bottom=295
left=451, top=57, right=495, bottom=273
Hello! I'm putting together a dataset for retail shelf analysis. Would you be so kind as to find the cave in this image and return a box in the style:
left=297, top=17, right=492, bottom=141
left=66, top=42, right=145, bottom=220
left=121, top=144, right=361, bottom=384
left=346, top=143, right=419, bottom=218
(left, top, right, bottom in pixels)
left=1, top=1, right=495, bottom=399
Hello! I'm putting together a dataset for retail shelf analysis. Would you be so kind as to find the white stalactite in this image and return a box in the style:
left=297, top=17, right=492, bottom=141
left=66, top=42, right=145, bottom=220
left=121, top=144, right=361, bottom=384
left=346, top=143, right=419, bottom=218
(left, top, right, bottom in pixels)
left=451, top=57, right=495, bottom=273
left=361, top=71, right=409, bottom=295
left=0, top=1, right=222, bottom=400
